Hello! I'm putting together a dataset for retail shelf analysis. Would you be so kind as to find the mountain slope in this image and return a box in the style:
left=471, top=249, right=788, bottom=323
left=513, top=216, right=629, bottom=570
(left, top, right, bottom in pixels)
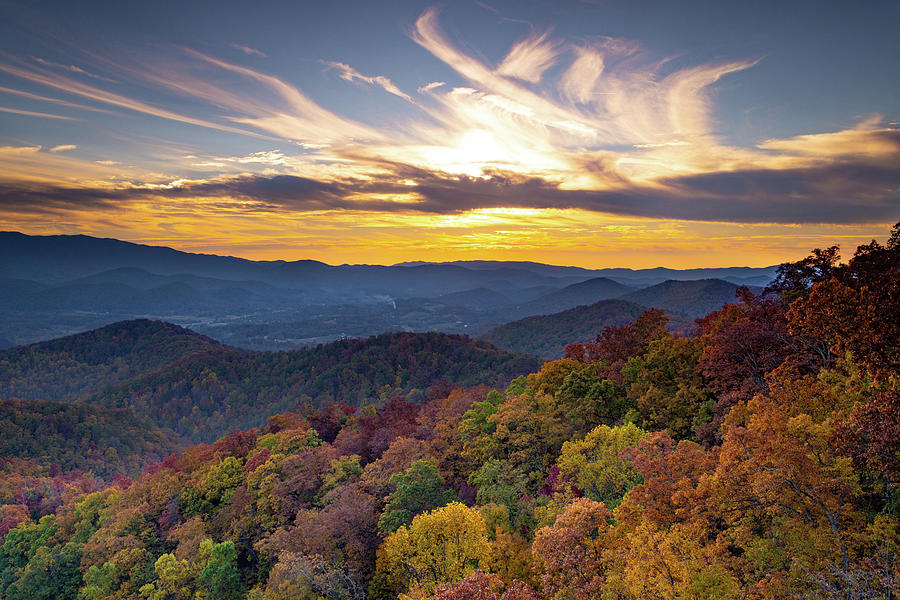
left=618, top=278, right=747, bottom=318
left=0, top=319, right=540, bottom=442
left=513, top=277, right=635, bottom=317
left=0, top=398, right=182, bottom=477
left=0, top=231, right=276, bottom=282
left=480, top=299, right=647, bottom=359
left=86, top=330, right=541, bottom=441
left=0, top=319, right=225, bottom=401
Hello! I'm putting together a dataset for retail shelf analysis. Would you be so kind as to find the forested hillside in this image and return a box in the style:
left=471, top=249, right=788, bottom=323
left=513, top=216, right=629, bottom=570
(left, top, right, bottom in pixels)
left=480, top=299, right=647, bottom=359
left=2, top=328, right=540, bottom=442
left=0, top=225, right=897, bottom=600
left=617, top=278, right=750, bottom=318
left=0, top=320, right=224, bottom=401
left=0, top=399, right=181, bottom=477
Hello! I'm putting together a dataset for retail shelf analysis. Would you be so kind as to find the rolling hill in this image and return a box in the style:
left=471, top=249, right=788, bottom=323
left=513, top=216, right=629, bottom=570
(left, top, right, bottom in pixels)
left=480, top=299, right=648, bottom=359
left=0, top=319, right=225, bottom=401
left=511, top=277, right=635, bottom=318
left=618, top=278, right=750, bottom=318
left=85, top=330, right=541, bottom=441
left=0, top=319, right=541, bottom=442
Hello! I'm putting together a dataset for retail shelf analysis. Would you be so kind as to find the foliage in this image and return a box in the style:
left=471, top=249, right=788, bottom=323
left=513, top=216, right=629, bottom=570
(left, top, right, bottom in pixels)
left=86, top=331, right=540, bottom=441
left=786, top=223, right=900, bottom=382
left=0, top=225, right=898, bottom=600
left=0, top=398, right=181, bottom=478
left=378, top=460, right=457, bottom=533
left=0, top=319, right=223, bottom=402
left=623, top=334, right=714, bottom=440
left=376, top=502, right=491, bottom=597
left=556, top=423, right=647, bottom=507
left=532, top=498, right=614, bottom=599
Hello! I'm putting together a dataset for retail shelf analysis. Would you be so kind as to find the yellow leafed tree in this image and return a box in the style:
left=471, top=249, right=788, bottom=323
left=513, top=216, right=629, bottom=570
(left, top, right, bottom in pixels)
left=376, top=502, right=492, bottom=598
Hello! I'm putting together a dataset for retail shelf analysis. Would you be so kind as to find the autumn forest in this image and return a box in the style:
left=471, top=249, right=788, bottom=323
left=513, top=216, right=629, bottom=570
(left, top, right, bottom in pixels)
left=0, top=225, right=896, bottom=600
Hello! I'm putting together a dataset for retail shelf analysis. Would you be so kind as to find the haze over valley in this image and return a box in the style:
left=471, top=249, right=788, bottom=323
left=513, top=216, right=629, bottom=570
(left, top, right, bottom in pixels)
left=0, top=231, right=777, bottom=352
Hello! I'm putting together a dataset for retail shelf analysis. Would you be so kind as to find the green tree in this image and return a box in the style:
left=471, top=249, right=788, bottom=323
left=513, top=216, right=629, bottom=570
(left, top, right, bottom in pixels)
left=79, top=562, right=120, bottom=600
left=378, top=460, right=457, bottom=533
left=557, top=422, right=648, bottom=507
left=4, top=542, right=83, bottom=600
left=198, top=541, right=243, bottom=600
left=624, top=335, right=714, bottom=440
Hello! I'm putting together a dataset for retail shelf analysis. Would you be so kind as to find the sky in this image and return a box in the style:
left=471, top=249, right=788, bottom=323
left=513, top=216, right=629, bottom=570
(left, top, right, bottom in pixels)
left=0, top=0, right=898, bottom=268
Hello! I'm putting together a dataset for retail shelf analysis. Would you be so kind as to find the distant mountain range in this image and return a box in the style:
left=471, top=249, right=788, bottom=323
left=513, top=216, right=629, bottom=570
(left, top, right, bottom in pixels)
left=0, top=231, right=778, bottom=349
left=618, top=279, right=758, bottom=321
left=394, top=259, right=779, bottom=288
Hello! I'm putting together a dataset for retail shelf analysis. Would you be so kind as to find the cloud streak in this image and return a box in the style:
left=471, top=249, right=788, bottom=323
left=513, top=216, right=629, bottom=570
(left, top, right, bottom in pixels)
left=31, top=56, right=117, bottom=82
left=0, top=57, right=265, bottom=138
left=0, top=105, right=74, bottom=119
left=0, top=85, right=115, bottom=113
left=322, top=61, right=413, bottom=102
left=230, top=43, right=266, bottom=57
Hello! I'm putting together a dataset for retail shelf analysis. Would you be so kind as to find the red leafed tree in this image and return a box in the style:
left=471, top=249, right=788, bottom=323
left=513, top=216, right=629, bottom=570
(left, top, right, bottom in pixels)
left=532, top=497, right=614, bottom=599
left=785, top=222, right=900, bottom=383
left=617, top=431, right=716, bottom=528
left=565, top=309, right=668, bottom=382
left=832, top=390, right=900, bottom=495
left=270, top=483, right=379, bottom=585
left=429, top=571, right=538, bottom=600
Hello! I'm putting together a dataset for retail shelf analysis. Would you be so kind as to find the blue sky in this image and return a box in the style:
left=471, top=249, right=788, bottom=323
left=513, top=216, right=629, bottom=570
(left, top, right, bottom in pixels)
left=0, top=0, right=897, bottom=267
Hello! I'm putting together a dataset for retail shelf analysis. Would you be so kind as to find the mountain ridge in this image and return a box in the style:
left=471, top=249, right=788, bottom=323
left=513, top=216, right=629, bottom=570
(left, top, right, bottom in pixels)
left=0, top=231, right=778, bottom=349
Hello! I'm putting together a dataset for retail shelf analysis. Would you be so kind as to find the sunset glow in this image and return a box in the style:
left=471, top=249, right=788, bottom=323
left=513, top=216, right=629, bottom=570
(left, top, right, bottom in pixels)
left=1, top=0, right=897, bottom=266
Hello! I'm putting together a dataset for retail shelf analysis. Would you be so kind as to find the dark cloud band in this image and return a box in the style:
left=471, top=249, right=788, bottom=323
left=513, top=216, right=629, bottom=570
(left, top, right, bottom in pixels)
left=1, top=158, right=898, bottom=224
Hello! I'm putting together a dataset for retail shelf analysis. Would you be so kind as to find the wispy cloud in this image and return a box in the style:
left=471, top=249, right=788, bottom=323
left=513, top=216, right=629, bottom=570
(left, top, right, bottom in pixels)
left=161, top=48, right=387, bottom=144
left=230, top=43, right=266, bottom=57
left=0, top=57, right=265, bottom=138
left=418, top=81, right=445, bottom=93
left=758, top=119, right=900, bottom=157
left=32, top=57, right=116, bottom=82
left=49, top=144, right=77, bottom=152
left=0, top=105, right=74, bottom=119
left=190, top=150, right=288, bottom=168
left=322, top=60, right=413, bottom=102
left=559, top=45, right=607, bottom=105
left=0, top=145, right=144, bottom=184
left=0, top=145, right=42, bottom=154
left=474, top=1, right=500, bottom=15
left=496, top=32, right=560, bottom=83
left=232, top=150, right=286, bottom=165
left=0, top=85, right=115, bottom=113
